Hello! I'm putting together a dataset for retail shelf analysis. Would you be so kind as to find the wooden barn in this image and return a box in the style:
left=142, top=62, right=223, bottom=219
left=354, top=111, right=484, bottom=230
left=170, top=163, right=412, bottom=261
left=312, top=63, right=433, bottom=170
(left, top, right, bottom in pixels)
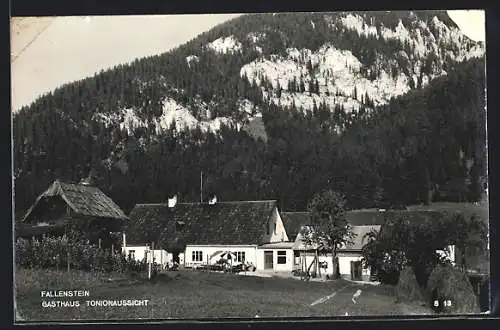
left=15, top=180, right=128, bottom=248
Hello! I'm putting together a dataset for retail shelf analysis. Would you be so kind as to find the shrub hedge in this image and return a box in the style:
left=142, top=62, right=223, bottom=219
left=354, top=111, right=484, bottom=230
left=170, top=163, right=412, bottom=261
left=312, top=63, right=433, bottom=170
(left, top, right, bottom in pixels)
left=15, top=235, right=147, bottom=273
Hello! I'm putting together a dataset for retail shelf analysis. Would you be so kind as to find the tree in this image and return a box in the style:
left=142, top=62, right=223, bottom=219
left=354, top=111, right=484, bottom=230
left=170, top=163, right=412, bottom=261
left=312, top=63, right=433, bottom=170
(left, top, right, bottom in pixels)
left=362, top=210, right=488, bottom=285
left=446, top=213, right=488, bottom=271
left=300, top=190, right=355, bottom=278
left=361, top=215, right=409, bottom=284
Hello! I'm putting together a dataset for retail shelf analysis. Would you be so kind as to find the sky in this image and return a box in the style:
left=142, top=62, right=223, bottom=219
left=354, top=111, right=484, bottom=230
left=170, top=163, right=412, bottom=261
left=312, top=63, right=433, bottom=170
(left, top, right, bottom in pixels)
left=10, top=10, right=485, bottom=112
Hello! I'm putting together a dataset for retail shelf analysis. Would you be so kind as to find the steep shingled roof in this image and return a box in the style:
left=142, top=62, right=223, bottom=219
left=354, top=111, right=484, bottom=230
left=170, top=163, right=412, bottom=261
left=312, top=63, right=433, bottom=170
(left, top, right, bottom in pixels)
left=281, top=212, right=311, bottom=240
left=126, top=200, right=278, bottom=251
left=22, top=180, right=128, bottom=223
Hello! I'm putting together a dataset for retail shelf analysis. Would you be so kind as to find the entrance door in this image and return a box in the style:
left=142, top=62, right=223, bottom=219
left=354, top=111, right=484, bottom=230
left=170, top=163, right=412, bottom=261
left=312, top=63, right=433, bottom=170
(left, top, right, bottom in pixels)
left=264, top=251, right=274, bottom=270
left=351, top=261, right=362, bottom=281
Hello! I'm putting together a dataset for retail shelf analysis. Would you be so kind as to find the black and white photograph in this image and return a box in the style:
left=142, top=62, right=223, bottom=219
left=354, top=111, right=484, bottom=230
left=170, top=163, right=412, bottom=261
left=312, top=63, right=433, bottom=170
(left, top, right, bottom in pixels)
left=11, top=9, right=490, bottom=322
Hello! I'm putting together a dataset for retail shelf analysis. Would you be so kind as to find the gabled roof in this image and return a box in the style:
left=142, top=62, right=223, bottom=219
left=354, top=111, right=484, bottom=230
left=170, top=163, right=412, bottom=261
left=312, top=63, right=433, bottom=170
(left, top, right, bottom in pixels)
left=292, top=225, right=380, bottom=251
left=345, top=210, right=388, bottom=226
left=127, top=200, right=278, bottom=250
left=281, top=212, right=311, bottom=239
left=22, top=180, right=128, bottom=223
left=282, top=209, right=387, bottom=241
left=348, top=225, right=381, bottom=250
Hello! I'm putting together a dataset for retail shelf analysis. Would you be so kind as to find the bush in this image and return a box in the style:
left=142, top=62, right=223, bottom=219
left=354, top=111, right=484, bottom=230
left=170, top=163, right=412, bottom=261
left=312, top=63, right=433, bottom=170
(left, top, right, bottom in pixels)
left=427, top=264, right=479, bottom=314
left=15, top=235, right=145, bottom=273
left=396, top=266, right=425, bottom=303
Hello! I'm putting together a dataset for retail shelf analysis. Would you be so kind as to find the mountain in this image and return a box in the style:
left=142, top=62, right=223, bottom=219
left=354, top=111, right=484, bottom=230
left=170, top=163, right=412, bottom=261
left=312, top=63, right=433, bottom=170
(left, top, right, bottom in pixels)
left=12, top=11, right=486, bottom=215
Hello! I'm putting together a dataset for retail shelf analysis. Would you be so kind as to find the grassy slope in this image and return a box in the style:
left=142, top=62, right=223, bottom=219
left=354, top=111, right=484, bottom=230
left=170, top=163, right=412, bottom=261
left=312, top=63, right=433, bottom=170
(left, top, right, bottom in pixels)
left=16, top=268, right=433, bottom=321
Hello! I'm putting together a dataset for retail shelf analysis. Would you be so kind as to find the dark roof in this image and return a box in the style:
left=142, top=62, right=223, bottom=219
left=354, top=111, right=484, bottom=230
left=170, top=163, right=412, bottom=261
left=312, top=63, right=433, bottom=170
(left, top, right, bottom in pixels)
left=22, top=180, right=128, bottom=223
left=281, top=210, right=386, bottom=236
left=292, top=224, right=380, bottom=251
left=345, top=210, right=388, bottom=226
left=281, top=212, right=311, bottom=239
left=127, top=201, right=278, bottom=250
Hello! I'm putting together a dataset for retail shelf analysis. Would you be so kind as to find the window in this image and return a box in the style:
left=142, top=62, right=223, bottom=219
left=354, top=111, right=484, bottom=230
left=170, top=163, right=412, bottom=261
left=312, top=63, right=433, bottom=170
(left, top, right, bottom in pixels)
left=237, top=251, right=246, bottom=263
left=128, top=250, right=135, bottom=259
left=277, top=250, right=287, bottom=264
left=293, top=251, right=300, bottom=265
left=192, top=251, right=203, bottom=262
left=266, top=220, right=270, bottom=235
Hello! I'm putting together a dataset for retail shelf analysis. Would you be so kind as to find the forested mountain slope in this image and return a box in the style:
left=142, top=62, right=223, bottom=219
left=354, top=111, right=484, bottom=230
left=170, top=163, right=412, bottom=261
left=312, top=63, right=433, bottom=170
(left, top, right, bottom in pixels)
left=12, top=11, right=486, bottom=215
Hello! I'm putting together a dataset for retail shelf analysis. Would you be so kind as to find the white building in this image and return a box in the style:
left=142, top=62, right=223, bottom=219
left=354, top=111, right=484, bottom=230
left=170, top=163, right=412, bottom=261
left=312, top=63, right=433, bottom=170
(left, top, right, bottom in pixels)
left=282, top=210, right=387, bottom=280
left=121, top=244, right=169, bottom=267
left=127, top=198, right=292, bottom=273
left=293, top=224, right=380, bottom=281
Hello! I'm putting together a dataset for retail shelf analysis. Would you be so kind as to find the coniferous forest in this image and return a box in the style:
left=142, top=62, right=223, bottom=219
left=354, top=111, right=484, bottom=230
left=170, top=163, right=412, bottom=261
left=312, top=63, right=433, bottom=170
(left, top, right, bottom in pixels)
left=12, top=11, right=487, bottom=216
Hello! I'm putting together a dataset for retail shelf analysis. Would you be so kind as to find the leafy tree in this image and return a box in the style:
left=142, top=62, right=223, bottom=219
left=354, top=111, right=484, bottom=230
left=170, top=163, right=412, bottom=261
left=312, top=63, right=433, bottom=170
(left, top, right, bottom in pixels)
left=362, top=210, right=487, bottom=286
left=299, top=190, right=355, bottom=278
left=446, top=213, right=488, bottom=271
left=361, top=216, right=409, bottom=284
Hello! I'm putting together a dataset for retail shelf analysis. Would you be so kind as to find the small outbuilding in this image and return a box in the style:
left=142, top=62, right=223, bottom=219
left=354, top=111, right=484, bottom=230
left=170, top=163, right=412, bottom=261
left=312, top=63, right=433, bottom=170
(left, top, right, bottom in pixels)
left=16, top=180, right=128, bottom=248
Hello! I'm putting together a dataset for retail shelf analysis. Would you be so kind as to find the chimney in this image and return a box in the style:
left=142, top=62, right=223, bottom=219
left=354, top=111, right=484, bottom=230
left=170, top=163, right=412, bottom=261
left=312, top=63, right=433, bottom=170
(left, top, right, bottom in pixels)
left=208, top=194, right=217, bottom=205
left=168, top=195, right=178, bottom=208
left=79, top=178, right=90, bottom=186
left=80, top=169, right=96, bottom=186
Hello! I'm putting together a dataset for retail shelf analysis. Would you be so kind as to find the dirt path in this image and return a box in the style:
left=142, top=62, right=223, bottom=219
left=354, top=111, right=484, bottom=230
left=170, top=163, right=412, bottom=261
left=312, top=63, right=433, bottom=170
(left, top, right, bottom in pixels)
left=310, top=284, right=351, bottom=306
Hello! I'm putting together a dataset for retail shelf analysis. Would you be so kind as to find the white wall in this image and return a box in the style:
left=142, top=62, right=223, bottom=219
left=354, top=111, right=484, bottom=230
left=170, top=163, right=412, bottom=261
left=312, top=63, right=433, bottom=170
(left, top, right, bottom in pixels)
left=262, top=208, right=289, bottom=243
left=256, top=248, right=294, bottom=272
left=185, top=245, right=258, bottom=268
left=122, top=246, right=149, bottom=262
left=338, top=255, right=370, bottom=278
left=166, top=252, right=185, bottom=265
left=297, top=252, right=371, bottom=279
left=122, top=246, right=169, bottom=265
left=151, top=250, right=168, bottom=266
left=297, top=254, right=335, bottom=275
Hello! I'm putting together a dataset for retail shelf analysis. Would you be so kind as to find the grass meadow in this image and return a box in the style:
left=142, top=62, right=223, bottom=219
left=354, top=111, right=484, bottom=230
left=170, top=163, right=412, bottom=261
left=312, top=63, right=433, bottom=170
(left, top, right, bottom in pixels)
left=15, top=267, right=434, bottom=321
